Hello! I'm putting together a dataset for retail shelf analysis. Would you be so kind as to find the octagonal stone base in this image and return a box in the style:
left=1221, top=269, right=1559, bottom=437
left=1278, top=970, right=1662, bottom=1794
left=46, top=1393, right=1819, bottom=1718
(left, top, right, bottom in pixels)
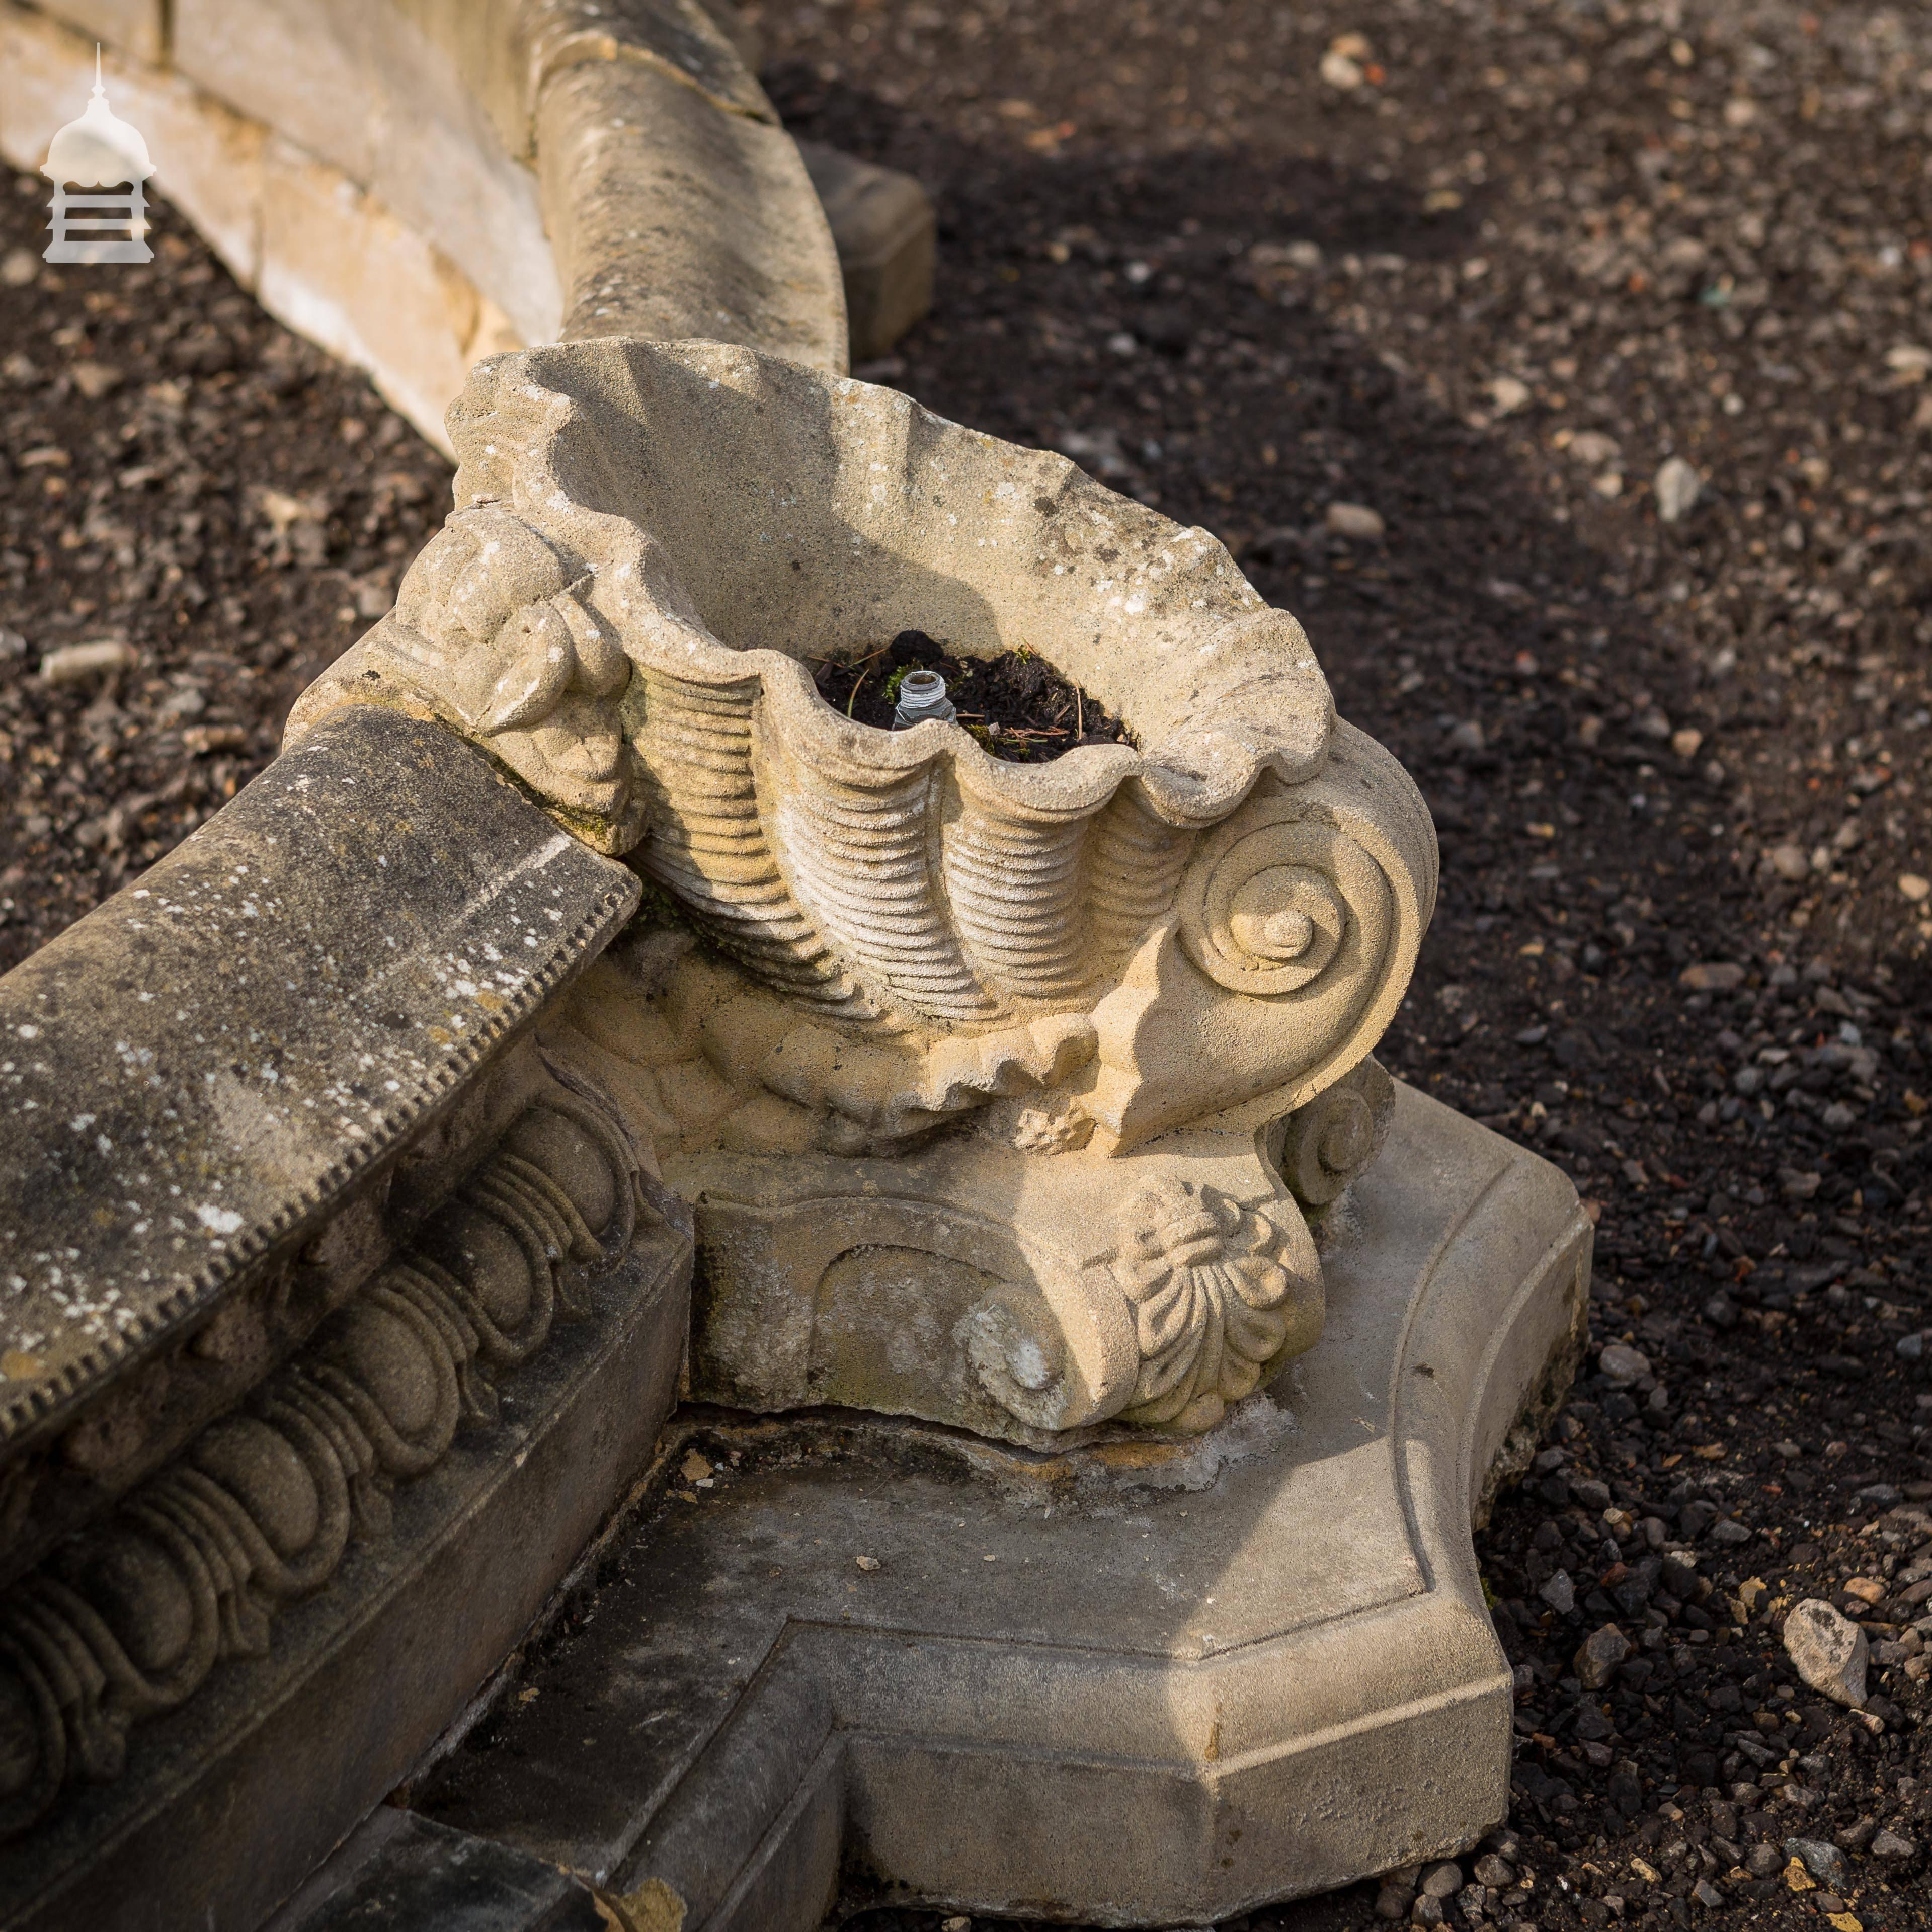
left=394, top=1083, right=1589, bottom=1929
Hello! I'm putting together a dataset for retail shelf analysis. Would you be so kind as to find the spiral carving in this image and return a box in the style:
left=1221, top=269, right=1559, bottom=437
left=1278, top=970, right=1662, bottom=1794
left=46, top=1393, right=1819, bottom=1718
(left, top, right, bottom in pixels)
left=0, top=1079, right=644, bottom=1841
left=1180, top=816, right=1387, bottom=999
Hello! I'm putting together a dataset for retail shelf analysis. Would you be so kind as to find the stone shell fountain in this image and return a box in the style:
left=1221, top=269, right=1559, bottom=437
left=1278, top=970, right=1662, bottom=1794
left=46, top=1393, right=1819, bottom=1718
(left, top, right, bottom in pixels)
left=288, top=336, right=1439, bottom=1445
left=0, top=2, right=1591, bottom=1921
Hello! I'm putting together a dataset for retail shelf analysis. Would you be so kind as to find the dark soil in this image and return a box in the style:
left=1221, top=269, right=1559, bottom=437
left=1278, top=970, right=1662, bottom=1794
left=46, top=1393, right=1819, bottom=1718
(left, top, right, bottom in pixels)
left=809, top=628, right=1131, bottom=757
left=4, top=2, right=1932, bottom=1927
left=749, top=1, right=1932, bottom=1929
left=0, top=177, right=453, bottom=976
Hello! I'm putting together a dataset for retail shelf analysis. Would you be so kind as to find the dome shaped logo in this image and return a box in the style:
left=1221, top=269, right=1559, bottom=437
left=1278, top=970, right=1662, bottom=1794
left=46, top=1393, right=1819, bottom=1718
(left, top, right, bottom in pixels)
left=41, top=48, right=155, bottom=265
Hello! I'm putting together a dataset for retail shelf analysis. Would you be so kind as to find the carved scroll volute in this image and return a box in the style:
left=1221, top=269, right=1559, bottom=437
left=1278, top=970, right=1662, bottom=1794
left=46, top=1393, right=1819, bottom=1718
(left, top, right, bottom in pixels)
left=1086, top=719, right=1436, bottom=1151
left=960, top=1259, right=1138, bottom=1436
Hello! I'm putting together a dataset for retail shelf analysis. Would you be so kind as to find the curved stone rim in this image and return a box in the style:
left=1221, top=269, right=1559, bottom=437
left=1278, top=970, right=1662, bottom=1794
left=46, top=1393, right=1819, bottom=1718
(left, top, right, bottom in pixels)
left=301, top=335, right=1337, bottom=838
left=0, top=0, right=849, bottom=453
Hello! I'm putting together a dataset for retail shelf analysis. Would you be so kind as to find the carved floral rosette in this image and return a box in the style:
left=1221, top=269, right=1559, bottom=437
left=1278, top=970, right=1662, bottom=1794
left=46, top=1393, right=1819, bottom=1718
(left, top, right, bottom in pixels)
left=1113, top=1178, right=1318, bottom=1433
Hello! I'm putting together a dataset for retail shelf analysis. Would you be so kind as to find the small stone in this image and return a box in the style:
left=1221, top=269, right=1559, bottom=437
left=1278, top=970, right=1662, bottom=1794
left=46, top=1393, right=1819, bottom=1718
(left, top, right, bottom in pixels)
left=0, top=247, right=36, bottom=287
left=1540, top=1568, right=1576, bottom=1614
left=1898, top=1332, right=1927, bottom=1361
left=855, top=1554, right=880, bottom=1572
left=1767, top=844, right=1810, bottom=881
left=1899, top=873, right=1931, bottom=904
left=1784, top=1838, right=1847, bottom=1888
left=1575, top=1623, right=1631, bottom=1689
left=941, top=1919, right=972, bottom=1932
left=1656, top=455, right=1703, bottom=523
left=1409, top=1898, right=1444, bottom=1929
left=678, top=1450, right=711, bottom=1483
left=1745, top=1843, right=1783, bottom=1878
left=1320, top=49, right=1366, bottom=90
left=1473, top=1854, right=1516, bottom=1889
left=1568, top=430, right=1621, bottom=467
left=1709, top=1519, right=1753, bottom=1547
left=1420, top=1861, right=1463, bottom=1899
left=1784, top=1857, right=1816, bottom=1892
left=1783, top=1598, right=1869, bottom=1707
left=1691, top=1877, right=1724, bottom=1908
left=39, top=639, right=135, bottom=686
left=1445, top=718, right=1485, bottom=754
left=69, top=360, right=122, bottom=400
left=1597, top=1342, right=1651, bottom=1385
left=1491, top=375, right=1532, bottom=415
left=1670, top=726, right=1704, bottom=759
left=1870, top=1828, right=1916, bottom=1861
left=1325, top=501, right=1386, bottom=540
left=1678, top=962, right=1743, bottom=991
left=1375, top=1884, right=1412, bottom=1921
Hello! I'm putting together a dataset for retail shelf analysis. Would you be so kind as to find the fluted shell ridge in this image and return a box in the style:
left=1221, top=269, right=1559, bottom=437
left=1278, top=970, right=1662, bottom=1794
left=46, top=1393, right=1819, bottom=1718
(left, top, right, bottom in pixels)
left=290, top=339, right=1434, bottom=1049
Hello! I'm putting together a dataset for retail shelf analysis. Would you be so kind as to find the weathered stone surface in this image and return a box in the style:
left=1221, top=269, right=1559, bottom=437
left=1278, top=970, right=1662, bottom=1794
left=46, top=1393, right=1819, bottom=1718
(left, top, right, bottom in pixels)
left=417, top=1083, right=1591, bottom=1924
left=798, top=137, right=936, bottom=362
left=534, top=59, right=845, bottom=365
left=171, top=0, right=561, bottom=350
left=0, top=1155, right=690, bottom=1932
left=689, top=0, right=762, bottom=73
left=519, top=0, right=775, bottom=128
left=1783, top=1598, right=1869, bottom=1707
left=25, top=0, right=162, bottom=63
left=286, top=337, right=1434, bottom=1443
left=255, top=136, right=523, bottom=447
left=268, top=1807, right=606, bottom=1931
left=0, top=706, right=637, bottom=1571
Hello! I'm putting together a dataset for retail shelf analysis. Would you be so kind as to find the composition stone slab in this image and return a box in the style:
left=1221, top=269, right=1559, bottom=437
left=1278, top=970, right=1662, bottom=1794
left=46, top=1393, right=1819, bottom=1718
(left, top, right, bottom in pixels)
left=416, top=1082, right=1590, bottom=1928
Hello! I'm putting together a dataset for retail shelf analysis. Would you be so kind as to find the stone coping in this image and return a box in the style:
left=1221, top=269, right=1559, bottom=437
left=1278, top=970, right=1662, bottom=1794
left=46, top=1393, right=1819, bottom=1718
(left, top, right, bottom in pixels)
left=0, top=0, right=860, bottom=451
left=0, top=707, right=638, bottom=1563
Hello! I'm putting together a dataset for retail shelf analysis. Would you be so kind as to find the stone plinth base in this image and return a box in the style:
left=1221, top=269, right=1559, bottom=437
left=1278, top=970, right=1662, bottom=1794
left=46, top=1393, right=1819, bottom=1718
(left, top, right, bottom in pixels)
left=407, top=1085, right=1589, bottom=1928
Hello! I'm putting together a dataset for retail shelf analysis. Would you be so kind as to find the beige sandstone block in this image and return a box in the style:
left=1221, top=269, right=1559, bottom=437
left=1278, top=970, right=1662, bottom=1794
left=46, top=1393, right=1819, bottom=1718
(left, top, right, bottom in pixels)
left=26, top=0, right=162, bottom=64
left=256, top=140, right=487, bottom=453
left=798, top=138, right=936, bottom=362
left=0, top=6, right=265, bottom=283
left=0, top=3, right=517, bottom=452
left=172, top=0, right=561, bottom=348
left=536, top=59, right=846, bottom=367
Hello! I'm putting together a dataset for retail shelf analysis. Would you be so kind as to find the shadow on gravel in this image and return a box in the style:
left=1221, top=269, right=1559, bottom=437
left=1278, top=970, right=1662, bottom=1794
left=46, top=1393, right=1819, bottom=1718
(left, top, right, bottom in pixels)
left=775, top=75, right=1932, bottom=1932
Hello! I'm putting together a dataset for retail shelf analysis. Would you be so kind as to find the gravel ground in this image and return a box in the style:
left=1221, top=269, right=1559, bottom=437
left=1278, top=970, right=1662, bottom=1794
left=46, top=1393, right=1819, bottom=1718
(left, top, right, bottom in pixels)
left=749, top=1, right=1932, bottom=1928
left=5, top=2, right=1932, bottom=1928
left=0, top=181, right=452, bottom=975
